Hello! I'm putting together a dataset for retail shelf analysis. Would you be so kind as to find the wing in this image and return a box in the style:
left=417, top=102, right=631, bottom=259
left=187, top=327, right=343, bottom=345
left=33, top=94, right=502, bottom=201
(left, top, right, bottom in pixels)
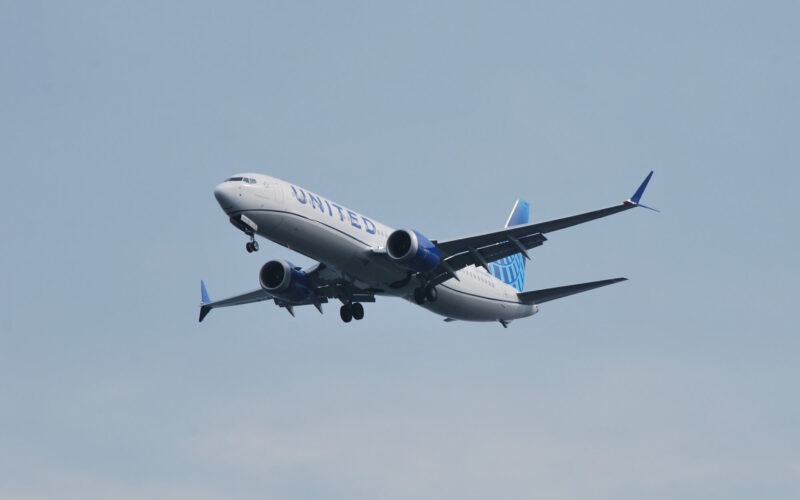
left=428, top=171, right=655, bottom=285
left=199, top=263, right=375, bottom=322
left=199, top=281, right=274, bottom=322
left=517, top=277, right=627, bottom=305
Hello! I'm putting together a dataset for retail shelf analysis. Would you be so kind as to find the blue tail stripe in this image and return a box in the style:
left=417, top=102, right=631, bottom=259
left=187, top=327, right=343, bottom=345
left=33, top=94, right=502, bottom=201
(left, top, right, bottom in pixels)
left=490, top=199, right=529, bottom=291
left=489, top=254, right=526, bottom=291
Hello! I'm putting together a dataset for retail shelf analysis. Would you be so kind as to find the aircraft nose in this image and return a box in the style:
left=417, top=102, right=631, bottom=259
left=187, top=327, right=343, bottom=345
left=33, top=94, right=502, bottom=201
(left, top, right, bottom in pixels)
left=214, top=182, right=236, bottom=212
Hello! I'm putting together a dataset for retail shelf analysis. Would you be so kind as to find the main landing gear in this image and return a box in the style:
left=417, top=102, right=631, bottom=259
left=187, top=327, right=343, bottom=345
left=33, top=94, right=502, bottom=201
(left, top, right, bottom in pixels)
left=413, top=286, right=438, bottom=305
left=339, top=302, right=365, bottom=323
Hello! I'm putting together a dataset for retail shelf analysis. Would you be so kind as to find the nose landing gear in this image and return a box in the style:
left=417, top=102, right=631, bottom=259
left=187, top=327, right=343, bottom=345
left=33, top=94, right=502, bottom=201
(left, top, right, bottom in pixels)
left=229, top=214, right=259, bottom=253
left=245, top=237, right=259, bottom=253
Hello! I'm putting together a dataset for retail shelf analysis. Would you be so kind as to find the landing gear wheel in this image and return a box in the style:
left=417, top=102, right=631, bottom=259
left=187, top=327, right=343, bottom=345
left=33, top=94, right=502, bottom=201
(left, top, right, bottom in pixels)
left=340, top=304, right=353, bottom=323
left=245, top=232, right=258, bottom=253
left=352, top=302, right=364, bottom=320
left=425, top=286, right=438, bottom=302
left=414, top=288, right=426, bottom=305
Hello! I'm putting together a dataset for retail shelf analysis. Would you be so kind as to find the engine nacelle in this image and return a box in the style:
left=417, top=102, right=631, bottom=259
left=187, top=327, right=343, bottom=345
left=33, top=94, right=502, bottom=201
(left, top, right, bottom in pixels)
left=259, top=259, right=314, bottom=303
left=386, top=229, right=441, bottom=273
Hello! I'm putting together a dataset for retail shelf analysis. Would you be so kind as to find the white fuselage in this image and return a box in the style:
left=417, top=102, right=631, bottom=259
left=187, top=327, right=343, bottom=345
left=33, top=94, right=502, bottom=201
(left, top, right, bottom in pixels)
left=214, top=173, right=538, bottom=323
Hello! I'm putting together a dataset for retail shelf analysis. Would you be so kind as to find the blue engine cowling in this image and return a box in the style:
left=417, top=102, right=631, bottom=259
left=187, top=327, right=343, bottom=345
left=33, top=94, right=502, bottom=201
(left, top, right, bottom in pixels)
left=386, top=229, right=441, bottom=273
left=259, top=260, right=314, bottom=303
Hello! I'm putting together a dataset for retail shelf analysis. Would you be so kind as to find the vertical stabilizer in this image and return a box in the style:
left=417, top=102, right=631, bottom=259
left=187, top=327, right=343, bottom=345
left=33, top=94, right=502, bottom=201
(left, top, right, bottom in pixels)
left=489, top=200, right=529, bottom=291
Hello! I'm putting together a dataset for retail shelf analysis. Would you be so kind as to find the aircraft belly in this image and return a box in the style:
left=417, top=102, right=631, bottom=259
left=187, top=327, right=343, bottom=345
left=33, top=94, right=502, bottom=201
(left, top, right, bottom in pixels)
left=249, top=211, right=405, bottom=286
left=268, top=214, right=356, bottom=262
left=242, top=211, right=284, bottom=240
left=347, top=250, right=408, bottom=287
left=424, top=283, right=536, bottom=322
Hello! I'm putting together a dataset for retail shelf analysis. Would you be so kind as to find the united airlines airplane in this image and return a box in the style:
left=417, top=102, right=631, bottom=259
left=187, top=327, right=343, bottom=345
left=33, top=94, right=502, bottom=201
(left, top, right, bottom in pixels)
left=200, top=172, right=656, bottom=327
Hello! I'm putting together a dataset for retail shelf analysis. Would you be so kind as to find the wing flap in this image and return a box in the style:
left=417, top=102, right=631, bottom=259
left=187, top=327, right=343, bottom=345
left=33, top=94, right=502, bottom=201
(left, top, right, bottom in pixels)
left=517, top=278, right=627, bottom=305
left=429, top=233, right=547, bottom=286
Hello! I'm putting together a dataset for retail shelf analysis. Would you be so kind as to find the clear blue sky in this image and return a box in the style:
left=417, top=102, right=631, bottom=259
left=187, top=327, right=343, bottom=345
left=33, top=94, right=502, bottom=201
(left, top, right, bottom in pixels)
left=1, top=2, right=798, bottom=499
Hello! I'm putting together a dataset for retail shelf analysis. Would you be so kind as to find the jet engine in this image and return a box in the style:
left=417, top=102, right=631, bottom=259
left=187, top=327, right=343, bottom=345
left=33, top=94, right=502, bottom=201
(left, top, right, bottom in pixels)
left=386, top=229, right=441, bottom=273
left=259, top=260, right=314, bottom=303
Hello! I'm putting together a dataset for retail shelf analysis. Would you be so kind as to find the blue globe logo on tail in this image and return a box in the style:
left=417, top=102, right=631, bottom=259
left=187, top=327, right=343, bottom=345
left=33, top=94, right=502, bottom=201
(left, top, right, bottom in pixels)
left=489, top=200, right=529, bottom=291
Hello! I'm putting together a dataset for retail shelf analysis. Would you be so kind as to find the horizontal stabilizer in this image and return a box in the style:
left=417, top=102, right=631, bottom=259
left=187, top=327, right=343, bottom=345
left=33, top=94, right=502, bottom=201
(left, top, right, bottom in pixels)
left=517, top=278, right=627, bottom=305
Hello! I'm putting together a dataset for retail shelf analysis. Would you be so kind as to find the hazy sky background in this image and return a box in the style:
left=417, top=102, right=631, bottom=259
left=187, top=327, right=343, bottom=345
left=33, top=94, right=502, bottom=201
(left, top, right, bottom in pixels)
left=1, top=1, right=798, bottom=499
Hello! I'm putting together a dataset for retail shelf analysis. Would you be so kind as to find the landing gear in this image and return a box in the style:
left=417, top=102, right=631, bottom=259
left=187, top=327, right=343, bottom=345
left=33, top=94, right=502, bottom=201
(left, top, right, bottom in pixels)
left=230, top=214, right=260, bottom=254
left=245, top=236, right=259, bottom=253
left=414, top=286, right=438, bottom=305
left=351, top=302, right=364, bottom=320
left=340, top=304, right=353, bottom=323
left=339, top=302, right=365, bottom=323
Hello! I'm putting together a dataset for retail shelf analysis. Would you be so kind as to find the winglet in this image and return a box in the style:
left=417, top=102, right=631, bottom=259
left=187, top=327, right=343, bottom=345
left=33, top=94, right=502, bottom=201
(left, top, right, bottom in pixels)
left=199, top=280, right=212, bottom=322
left=625, top=171, right=659, bottom=212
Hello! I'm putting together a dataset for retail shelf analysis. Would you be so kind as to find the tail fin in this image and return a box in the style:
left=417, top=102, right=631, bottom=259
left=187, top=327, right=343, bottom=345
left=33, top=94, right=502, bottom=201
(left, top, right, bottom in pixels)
left=489, top=200, right=529, bottom=291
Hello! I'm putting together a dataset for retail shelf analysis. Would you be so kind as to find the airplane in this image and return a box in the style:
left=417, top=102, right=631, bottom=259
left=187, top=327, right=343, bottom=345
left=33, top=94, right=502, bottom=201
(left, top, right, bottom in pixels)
left=200, top=171, right=656, bottom=327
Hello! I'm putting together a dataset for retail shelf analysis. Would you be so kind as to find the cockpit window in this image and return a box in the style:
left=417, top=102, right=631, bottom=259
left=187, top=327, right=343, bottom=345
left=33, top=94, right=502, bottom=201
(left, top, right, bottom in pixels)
left=225, top=177, right=257, bottom=184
